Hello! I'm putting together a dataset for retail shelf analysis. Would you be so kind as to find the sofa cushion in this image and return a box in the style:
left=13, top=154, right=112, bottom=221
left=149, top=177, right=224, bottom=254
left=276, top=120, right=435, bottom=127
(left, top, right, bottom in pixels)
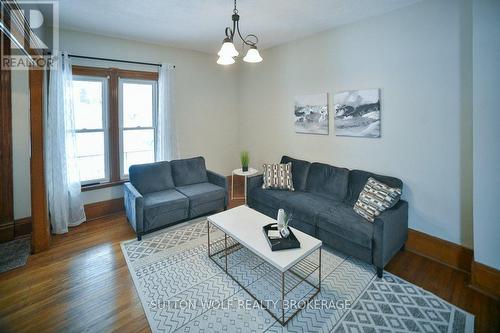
left=144, top=189, right=189, bottom=210
left=288, top=219, right=316, bottom=236
left=305, top=162, right=349, bottom=201
left=171, top=156, right=208, bottom=186
left=354, top=177, right=402, bottom=222
left=143, top=189, right=189, bottom=229
left=176, top=182, right=225, bottom=206
left=280, top=156, right=311, bottom=191
left=176, top=182, right=226, bottom=217
left=249, top=187, right=295, bottom=208
left=282, top=192, right=342, bottom=227
left=129, top=161, right=175, bottom=194
left=262, top=163, right=294, bottom=191
left=317, top=204, right=374, bottom=249
left=346, top=169, right=403, bottom=205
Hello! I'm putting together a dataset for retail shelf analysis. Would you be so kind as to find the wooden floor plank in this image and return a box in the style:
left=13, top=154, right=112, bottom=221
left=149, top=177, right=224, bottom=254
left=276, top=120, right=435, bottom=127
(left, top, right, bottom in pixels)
left=1, top=188, right=498, bottom=332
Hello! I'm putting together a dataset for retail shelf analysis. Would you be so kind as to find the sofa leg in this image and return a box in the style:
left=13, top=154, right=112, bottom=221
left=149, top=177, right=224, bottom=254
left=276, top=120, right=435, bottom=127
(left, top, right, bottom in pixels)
left=137, top=234, right=142, bottom=241
left=376, top=267, right=383, bottom=278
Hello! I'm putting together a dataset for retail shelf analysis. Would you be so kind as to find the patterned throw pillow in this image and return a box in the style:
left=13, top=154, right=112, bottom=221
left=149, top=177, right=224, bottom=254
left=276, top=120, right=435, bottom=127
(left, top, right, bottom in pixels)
left=353, top=177, right=402, bottom=222
left=262, top=163, right=294, bottom=191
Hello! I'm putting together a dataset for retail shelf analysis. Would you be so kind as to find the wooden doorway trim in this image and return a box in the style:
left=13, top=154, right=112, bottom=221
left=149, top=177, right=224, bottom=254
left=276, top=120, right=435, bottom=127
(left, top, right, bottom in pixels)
left=1, top=0, right=50, bottom=250
left=29, top=67, right=50, bottom=252
left=0, top=27, right=14, bottom=238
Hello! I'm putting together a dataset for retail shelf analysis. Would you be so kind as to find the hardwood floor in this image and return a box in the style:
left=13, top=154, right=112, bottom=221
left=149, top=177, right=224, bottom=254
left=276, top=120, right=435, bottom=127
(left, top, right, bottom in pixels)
left=0, top=181, right=498, bottom=332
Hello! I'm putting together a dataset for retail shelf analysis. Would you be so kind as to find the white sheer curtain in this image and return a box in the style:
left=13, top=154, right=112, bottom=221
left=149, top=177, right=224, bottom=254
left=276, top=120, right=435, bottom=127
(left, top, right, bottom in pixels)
left=156, top=63, right=178, bottom=161
left=46, top=52, right=86, bottom=234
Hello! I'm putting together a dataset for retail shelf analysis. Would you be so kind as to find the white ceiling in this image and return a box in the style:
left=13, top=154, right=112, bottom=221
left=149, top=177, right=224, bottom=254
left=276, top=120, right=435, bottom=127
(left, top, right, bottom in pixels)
left=53, top=0, right=421, bottom=53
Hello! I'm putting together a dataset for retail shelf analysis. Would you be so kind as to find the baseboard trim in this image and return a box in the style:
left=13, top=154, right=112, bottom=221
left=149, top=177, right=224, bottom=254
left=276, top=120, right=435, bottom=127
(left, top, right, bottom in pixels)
left=84, top=198, right=124, bottom=221
left=0, top=222, right=14, bottom=243
left=470, top=261, right=500, bottom=300
left=406, top=229, right=473, bottom=273
left=0, top=199, right=125, bottom=243
left=14, top=217, right=32, bottom=238
left=0, top=217, right=33, bottom=243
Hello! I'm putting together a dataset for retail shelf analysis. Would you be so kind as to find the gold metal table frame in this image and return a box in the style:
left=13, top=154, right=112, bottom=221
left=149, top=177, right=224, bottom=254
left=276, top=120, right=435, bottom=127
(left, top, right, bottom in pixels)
left=207, top=221, right=321, bottom=326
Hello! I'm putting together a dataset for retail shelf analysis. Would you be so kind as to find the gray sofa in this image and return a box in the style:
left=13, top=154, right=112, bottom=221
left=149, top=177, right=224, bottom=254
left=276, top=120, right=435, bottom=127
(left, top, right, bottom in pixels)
left=124, top=156, right=228, bottom=240
left=247, top=155, right=408, bottom=277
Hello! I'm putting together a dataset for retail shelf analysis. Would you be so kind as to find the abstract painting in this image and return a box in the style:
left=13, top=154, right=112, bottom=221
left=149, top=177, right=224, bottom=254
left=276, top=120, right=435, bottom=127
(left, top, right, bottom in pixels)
left=334, top=89, right=380, bottom=138
left=294, top=93, right=329, bottom=135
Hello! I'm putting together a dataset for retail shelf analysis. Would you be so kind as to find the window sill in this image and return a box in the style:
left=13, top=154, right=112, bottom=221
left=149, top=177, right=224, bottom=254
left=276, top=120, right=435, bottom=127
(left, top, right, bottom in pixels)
left=81, top=180, right=128, bottom=192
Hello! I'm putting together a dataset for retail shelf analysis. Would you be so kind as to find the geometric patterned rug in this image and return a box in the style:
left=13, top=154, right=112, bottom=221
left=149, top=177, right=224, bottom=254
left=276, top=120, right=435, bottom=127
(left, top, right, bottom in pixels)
left=121, top=219, right=474, bottom=333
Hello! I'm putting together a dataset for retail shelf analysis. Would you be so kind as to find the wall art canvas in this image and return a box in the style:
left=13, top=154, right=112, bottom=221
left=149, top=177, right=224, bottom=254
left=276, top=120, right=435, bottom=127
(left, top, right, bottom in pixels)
left=334, top=89, right=381, bottom=138
left=294, top=93, right=329, bottom=135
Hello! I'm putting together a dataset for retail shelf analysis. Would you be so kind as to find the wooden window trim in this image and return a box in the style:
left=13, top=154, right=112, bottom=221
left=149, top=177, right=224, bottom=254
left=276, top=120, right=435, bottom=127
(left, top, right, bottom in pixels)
left=81, top=180, right=127, bottom=192
left=71, top=66, right=158, bottom=189
left=0, top=29, right=14, bottom=226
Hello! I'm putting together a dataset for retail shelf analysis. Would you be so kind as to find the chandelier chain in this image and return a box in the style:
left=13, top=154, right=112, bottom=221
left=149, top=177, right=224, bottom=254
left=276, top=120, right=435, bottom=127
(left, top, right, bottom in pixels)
left=233, top=0, right=238, bottom=14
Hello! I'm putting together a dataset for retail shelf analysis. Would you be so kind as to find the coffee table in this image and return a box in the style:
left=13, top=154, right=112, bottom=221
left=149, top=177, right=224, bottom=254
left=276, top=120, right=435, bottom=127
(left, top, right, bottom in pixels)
left=207, top=205, right=322, bottom=326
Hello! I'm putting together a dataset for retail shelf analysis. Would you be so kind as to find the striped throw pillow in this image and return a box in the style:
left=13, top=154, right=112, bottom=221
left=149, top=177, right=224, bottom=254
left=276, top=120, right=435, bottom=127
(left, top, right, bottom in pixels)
left=262, top=163, right=294, bottom=191
left=353, top=177, right=402, bottom=222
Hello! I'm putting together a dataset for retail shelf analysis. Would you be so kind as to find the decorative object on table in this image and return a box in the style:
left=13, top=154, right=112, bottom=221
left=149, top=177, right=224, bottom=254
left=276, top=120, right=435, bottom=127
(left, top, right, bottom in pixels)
left=279, top=210, right=292, bottom=238
left=294, top=93, right=329, bottom=135
left=262, top=162, right=294, bottom=191
left=262, top=223, right=301, bottom=251
left=231, top=167, right=258, bottom=204
left=334, top=89, right=380, bottom=138
left=240, top=150, right=249, bottom=172
left=354, top=177, right=402, bottom=222
left=216, top=0, right=263, bottom=65
left=277, top=208, right=285, bottom=228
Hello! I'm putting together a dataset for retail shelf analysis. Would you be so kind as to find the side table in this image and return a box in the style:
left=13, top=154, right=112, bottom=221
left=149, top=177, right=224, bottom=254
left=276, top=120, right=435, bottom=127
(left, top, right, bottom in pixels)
left=231, top=168, right=258, bottom=204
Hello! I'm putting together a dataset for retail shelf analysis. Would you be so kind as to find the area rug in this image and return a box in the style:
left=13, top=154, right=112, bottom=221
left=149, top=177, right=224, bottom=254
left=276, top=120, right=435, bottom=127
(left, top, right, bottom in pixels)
left=0, top=237, right=30, bottom=274
left=121, top=219, right=474, bottom=333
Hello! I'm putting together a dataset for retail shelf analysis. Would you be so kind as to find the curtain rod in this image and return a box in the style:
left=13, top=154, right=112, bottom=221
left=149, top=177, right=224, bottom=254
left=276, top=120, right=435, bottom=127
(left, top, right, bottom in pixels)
left=68, top=54, right=175, bottom=68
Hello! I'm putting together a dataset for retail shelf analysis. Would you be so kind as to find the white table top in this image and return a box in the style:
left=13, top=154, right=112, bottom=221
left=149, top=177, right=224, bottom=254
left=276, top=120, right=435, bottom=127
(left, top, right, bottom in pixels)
left=208, top=205, right=322, bottom=272
left=233, top=168, right=258, bottom=176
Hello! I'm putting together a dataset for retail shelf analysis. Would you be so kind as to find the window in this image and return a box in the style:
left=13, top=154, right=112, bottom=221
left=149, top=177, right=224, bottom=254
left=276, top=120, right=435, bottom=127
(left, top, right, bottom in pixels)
left=72, top=67, right=159, bottom=188
left=72, top=76, right=109, bottom=184
left=119, top=79, right=157, bottom=178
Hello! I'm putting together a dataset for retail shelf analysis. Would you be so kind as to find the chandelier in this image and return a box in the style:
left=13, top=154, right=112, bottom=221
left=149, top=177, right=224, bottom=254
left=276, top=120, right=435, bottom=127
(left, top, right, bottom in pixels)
left=217, top=0, right=263, bottom=65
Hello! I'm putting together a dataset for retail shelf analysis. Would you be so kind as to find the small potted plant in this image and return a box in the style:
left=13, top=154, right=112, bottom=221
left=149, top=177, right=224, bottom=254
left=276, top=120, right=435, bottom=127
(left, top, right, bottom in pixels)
left=240, top=151, right=249, bottom=172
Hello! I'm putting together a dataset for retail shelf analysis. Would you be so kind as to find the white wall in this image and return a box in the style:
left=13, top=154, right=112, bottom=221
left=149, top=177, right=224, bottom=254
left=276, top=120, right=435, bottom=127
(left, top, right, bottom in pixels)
left=58, top=29, right=241, bottom=204
left=237, top=0, right=473, bottom=247
left=11, top=69, right=31, bottom=220
left=472, top=0, right=500, bottom=269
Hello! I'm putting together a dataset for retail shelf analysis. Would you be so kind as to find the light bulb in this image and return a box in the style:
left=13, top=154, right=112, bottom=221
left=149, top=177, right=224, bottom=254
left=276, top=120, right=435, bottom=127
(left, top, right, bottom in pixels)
left=217, top=56, right=235, bottom=65
left=217, top=38, right=239, bottom=58
left=243, top=46, right=263, bottom=63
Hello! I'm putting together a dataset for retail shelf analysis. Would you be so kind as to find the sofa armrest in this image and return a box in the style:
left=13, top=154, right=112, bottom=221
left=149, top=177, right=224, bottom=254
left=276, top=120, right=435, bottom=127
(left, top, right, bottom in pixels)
left=124, top=182, right=144, bottom=234
left=246, top=174, right=263, bottom=198
left=373, top=200, right=409, bottom=269
left=207, top=170, right=228, bottom=207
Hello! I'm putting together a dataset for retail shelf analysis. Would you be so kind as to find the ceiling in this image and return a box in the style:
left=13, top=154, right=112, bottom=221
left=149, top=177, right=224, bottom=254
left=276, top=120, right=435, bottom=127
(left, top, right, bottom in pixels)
left=52, top=0, right=421, bottom=54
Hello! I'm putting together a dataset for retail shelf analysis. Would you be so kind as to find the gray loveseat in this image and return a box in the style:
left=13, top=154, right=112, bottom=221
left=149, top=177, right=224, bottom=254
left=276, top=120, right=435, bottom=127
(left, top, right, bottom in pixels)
left=124, top=156, right=228, bottom=240
left=247, top=155, right=408, bottom=277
